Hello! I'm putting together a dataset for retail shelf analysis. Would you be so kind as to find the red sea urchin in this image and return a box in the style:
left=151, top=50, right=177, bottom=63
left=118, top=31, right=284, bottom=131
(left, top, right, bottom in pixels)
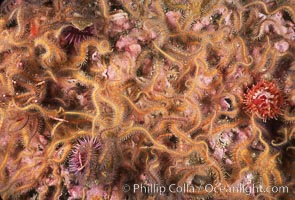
left=244, top=80, right=284, bottom=121
left=69, top=137, right=101, bottom=174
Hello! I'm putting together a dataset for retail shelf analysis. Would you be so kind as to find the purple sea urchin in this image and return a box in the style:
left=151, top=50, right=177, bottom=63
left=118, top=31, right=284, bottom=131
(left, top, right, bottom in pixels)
left=69, top=136, right=101, bottom=174
left=61, top=26, right=95, bottom=47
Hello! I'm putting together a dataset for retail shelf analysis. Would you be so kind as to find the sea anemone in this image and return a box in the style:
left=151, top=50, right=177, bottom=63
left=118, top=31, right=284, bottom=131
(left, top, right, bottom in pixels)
left=244, top=80, right=284, bottom=121
left=68, top=136, right=101, bottom=174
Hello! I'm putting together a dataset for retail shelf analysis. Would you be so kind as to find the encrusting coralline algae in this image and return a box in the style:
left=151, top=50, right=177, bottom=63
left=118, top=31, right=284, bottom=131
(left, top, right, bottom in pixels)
left=0, top=0, right=294, bottom=199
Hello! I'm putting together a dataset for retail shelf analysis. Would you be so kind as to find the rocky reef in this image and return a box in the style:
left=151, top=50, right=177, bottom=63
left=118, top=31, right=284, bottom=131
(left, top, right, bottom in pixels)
left=0, top=0, right=294, bottom=199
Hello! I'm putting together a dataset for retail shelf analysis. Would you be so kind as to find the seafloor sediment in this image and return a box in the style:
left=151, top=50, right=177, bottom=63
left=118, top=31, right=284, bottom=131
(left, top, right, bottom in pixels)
left=0, top=0, right=294, bottom=199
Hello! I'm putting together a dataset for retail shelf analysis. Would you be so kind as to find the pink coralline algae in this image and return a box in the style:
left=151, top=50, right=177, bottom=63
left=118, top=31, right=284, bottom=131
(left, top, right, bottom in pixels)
left=0, top=0, right=294, bottom=200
